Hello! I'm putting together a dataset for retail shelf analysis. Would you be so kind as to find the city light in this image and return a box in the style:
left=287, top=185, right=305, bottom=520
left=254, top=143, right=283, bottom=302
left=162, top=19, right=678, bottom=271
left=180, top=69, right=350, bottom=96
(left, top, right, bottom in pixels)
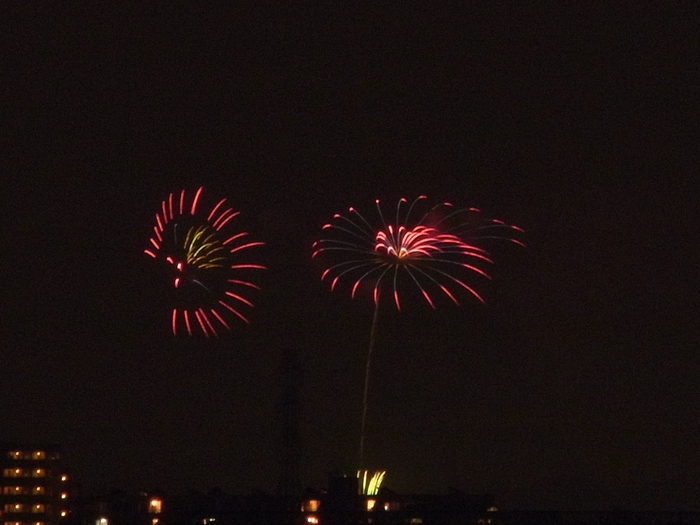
left=149, top=497, right=162, bottom=514
left=301, top=499, right=320, bottom=512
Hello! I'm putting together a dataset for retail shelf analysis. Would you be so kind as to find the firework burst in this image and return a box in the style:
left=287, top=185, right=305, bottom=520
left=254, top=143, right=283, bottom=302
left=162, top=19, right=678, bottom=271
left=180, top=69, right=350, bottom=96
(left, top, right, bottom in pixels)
left=312, top=195, right=524, bottom=310
left=145, top=187, right=265, bottom=337
left=312, top=195, right=524, bottom=471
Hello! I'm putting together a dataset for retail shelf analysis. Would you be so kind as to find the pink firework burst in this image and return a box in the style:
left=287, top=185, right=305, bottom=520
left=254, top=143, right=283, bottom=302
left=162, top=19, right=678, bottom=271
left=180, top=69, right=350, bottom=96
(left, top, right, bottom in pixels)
left=313, top=195, right=524, bottom=470
left=145, top=187, right=265, bottom=337
left=312, top=196, right=524, bottom=310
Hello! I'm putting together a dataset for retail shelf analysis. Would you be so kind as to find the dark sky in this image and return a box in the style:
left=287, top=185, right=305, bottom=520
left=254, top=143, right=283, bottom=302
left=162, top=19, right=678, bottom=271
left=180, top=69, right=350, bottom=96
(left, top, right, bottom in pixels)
left=2, top=2, right=698, bottom=511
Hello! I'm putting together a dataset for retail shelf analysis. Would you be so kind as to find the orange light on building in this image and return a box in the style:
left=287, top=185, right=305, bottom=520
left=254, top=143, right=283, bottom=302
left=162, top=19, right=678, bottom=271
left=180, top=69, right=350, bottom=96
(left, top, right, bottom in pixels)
left=301, top=499, right=319, bottom=512
left=149, top=498, right=162, bottom=514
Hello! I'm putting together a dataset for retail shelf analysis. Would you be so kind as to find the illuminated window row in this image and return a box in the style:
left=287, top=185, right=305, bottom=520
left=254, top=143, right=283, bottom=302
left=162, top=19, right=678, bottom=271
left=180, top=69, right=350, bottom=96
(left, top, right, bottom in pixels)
left=7, top=451, right=48, bottom=460
left=3, top=503, right=47, bottom=513
left=2, top=486, right=46, bottom=495
left=3, top=522, right=46, bottom=525
left=2, top=469, right=45, bottom=478
left=301, top=498, right=411, bottom=514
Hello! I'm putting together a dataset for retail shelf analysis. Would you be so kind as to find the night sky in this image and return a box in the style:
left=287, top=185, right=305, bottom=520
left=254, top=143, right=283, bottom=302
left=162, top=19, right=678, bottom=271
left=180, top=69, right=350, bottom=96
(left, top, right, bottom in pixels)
left=2, top=2, right=697, bottom=511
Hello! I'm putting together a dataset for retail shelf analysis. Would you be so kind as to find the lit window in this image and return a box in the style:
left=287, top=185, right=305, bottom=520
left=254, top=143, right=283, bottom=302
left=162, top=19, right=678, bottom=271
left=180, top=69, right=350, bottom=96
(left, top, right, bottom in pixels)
left=60, top=511, right=68, bottom=517
left=4, top=521, right=22, bottom=525
left=8, top=451, right=23, bottom=460
left=33, top=486, right=45, bottom=495
left=61, top=493, right=67, bottom=499
left=5, top=503, right=24, bottom=512
left=32, top=503, right=46, bottom=513
left=152, top=519, right=160, bottom=525
left=33, top=522, right=46, bottom=525
left=61, top=475, right=68, bottom=482
left=32, top=469, right=45, bottom=478
left=149, top=498, right=162, bottom=514
left=366, top=498, right=376, bottom=511
left=96, top=518, right=108, bottom=525
left=2, top=486, right=27, bottom=495
left=3, top=468, right=27, bottom=478
left=301, top=499, right=319, bottom=512
left=306, top=516, right=319, bottom=524
left=32, top=451, right=46, bottom=460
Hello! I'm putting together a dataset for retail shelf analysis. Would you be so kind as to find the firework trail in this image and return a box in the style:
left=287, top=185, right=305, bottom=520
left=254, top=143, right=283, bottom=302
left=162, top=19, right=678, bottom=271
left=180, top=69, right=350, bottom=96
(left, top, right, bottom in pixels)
left=145, top=187, right=265, bottom=337
left=313, top=196, right=524, bottom=469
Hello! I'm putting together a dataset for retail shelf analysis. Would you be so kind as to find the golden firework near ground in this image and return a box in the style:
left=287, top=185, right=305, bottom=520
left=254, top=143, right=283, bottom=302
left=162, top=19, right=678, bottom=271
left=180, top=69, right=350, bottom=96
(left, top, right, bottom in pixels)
left=358, top=469, right=386, bottom=496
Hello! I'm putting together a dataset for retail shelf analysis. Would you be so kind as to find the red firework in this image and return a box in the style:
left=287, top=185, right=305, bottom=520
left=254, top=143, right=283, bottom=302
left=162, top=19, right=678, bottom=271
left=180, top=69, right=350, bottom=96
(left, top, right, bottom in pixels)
left=312, top=196, right=524, bottom=310
left=145, top=187, right=265, bottom=336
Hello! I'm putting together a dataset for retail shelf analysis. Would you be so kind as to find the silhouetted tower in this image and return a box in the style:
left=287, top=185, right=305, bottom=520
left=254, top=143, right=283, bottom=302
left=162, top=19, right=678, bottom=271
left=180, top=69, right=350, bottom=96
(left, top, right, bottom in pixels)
left=276, top=346, right=303, bottom=496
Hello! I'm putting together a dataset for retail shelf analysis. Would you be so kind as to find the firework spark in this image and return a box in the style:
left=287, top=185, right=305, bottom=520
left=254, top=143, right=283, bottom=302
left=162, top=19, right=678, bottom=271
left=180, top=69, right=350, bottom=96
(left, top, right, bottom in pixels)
left=312, top=196, right=524, bottom=310
left=145, top=187, right=265, bottom=337
left=358, top=469, right=386, bottom=496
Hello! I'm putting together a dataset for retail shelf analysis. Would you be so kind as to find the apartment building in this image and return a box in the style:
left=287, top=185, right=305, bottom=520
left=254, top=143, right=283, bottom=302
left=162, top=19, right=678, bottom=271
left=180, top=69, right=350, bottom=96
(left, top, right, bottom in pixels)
left=0, top=444, right=70, bottom=525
